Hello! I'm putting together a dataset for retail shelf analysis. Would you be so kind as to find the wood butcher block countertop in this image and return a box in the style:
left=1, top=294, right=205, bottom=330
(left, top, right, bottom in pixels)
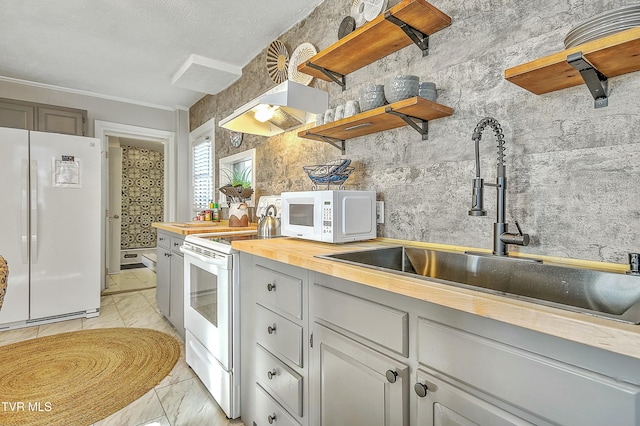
left=232, top=237, right=640, bottom=360
left=152, top=220, right=257, bottom=235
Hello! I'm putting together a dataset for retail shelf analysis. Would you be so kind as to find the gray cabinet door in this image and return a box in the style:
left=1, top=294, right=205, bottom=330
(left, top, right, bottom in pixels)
left=311, top=323, right=409, bottom=426
left=156, top=246, right=171, bottom=318
left=169, top=251, right=184, bottom=334
left=37, top=105, right=85, bottom=136
left=0, top=99, right=35, bottom=129
left=415, top=369, right=536, bottom=426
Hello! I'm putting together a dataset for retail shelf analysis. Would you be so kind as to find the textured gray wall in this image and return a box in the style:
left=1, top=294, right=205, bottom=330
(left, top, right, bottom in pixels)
left=191, top=0, right=640, bottom=265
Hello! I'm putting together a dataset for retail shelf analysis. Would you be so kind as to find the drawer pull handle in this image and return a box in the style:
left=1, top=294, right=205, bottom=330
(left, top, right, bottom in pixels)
left=414, top=382, right=429, bottom=397
left=267, top=324, right=277, bottom=334
left=267, top=369, right=277, bottom=380
left=268, top=413, right=277, bottom=424
left=386, top=369, right=398, bottom=383
left=164, top=252, right=171, bottom=257
left=173, top=242, right=179, bottom=247
left=267, top=282, right=276, bottom=291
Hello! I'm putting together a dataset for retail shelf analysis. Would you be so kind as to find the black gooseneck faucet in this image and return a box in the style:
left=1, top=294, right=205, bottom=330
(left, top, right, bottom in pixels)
left=469, top=117, right=530, bottom=256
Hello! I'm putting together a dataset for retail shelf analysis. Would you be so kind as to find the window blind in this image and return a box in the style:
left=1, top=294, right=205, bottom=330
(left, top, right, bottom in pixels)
left=192, top=137, right=213, bottom=211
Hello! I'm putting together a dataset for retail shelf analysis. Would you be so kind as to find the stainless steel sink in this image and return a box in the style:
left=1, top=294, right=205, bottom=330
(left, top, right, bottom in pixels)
left=317, top=247, right=640, bottom=324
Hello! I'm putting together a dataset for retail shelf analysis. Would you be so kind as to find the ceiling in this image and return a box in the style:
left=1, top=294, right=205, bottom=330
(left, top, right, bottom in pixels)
left=0, top=0, right=326, bottom=111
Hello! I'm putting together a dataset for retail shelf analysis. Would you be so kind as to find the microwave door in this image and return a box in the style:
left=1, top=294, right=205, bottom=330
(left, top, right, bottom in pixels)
left=283, top=199, right=323, bottom=240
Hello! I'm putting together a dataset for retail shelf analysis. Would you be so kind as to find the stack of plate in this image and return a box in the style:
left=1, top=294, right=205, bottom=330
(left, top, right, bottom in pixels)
left=564, top=3, right=640, bottom=48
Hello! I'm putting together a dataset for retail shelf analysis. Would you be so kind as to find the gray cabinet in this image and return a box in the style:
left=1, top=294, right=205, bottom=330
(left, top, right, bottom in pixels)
left=240, top=256, right=640, bottom=426
left=416, top=316, right=640, bottom=426
left=155, top=231, right=184, bottom=337
left=240, top=255, right=309, bottom=426
left=414, top=369, right=534, bottom=426
left=309, top=279, right=410, bottom=426
left=311, top=323, right=409, bottom=426
left=0, top=98, right=86, bottom=136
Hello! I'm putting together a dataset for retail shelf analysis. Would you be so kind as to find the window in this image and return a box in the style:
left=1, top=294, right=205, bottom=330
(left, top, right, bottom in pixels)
left=192, top=136, right=213, bottom=211
left=219, top=148, right=256, bottom=205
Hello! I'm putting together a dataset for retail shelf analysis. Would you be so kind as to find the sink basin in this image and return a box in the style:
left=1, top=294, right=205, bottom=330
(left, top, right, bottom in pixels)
left=318, top=247, right=640, bottom=324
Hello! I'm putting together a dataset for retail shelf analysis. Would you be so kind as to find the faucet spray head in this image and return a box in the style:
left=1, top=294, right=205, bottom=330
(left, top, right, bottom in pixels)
left=469, top=177, right=487, bottom=216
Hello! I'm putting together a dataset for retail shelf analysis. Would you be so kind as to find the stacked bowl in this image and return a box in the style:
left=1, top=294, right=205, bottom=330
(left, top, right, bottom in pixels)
left=359, top=84, right=386, bottom=111
left=384, top=75, right=419, bottom=103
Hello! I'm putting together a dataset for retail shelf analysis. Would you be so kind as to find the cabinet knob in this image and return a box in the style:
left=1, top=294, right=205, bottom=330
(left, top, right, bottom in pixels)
left=159, top=237, right=165, bottom=241
left=385, top=369, right=398, bottom=383
left=173, top=242, right=180, bottom=247
left=268, top=413, right=277, bottom=424
left=267, top=324, right=277, bottom=334
left=164, top=252, right=171, bottom=257
left=267, top=369, right=277, bottom=380
left=414, top=382, right=429, bottom=397
left=267, top=282, right=276, bottom=292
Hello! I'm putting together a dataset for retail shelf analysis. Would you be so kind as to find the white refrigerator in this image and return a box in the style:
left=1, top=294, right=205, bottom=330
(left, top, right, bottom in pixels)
left=0, top=127, right=101, bottom=328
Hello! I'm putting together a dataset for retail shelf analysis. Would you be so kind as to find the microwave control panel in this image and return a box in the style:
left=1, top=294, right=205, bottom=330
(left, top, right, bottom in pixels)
left=323, top=201, right=333, bottom=235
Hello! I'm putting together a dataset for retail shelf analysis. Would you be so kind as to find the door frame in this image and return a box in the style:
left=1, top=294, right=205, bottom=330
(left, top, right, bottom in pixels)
left=95, top=120, right=176, bottom=289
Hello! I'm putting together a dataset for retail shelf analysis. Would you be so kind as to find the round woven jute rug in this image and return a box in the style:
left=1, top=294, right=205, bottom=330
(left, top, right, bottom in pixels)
left=0, top=327, right=181, bottom=426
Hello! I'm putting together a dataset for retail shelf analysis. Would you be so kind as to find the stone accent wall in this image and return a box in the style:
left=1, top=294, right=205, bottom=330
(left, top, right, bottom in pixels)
left=120, top=145, right=164, bottom=249
left=190, top=0, right=640, bottom=265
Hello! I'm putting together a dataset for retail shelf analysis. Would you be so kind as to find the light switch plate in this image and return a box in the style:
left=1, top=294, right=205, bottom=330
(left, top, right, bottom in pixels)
left=376, top=201, right=384, bottom=224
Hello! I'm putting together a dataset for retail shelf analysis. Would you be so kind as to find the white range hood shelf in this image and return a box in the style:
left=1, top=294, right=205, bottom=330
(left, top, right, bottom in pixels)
left=219, top=80, right=328, bottom=137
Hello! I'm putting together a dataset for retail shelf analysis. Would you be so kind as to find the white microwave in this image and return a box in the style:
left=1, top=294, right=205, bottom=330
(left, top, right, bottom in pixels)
left=281, top=190, right=377, bottom=243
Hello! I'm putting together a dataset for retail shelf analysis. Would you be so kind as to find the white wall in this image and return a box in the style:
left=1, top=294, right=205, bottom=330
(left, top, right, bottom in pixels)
left=0, top=79, right=191, bottom=222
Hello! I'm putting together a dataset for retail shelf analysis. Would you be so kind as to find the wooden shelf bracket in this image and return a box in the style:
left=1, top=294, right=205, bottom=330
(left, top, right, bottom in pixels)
left=567, top=51, right=609, bottom=109
left=305, top=61, right=346, bottom=91
left=384, top=11, right=430, bottom=57
left=305, top=132, right=346, bottom=154
left=384, top=107, right=429, bottom=140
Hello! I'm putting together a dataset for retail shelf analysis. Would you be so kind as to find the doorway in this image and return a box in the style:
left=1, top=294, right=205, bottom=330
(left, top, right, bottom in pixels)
left=95, top=120, right=176, bottom=292
left=105, top=136, right=164, bottom=294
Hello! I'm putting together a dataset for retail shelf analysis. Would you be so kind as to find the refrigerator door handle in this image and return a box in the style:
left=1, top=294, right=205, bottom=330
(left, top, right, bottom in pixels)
left=21, top=159, right=29, bottom=263
left=30, top=160, right=38, bottom=264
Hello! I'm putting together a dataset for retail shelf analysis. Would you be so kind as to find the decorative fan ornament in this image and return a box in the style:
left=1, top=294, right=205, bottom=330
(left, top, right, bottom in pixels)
left=288, top=42, right=317, bottom=85
left=266, top=40, right=290, bottom=84
left=351, top=0, right=367, bottom=28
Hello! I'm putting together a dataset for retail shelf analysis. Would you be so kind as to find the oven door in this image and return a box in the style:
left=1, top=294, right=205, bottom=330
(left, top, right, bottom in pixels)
left=182, top=248, right=233, bottom=370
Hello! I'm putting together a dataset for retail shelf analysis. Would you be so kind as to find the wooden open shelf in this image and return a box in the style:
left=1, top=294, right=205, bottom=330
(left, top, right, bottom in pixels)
left=297, top=0, right=451, bottom=84
left=505, top=27, right=640, bottom=95
left=297, top=96, right=453, bottom=144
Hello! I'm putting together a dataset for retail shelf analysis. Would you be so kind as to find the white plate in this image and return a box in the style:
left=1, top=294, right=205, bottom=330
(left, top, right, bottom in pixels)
left=351, top=0, right=367, bottom=28
left=288, top=42, right=317, bottom=86
left=363, top=0, right=388, bottom=22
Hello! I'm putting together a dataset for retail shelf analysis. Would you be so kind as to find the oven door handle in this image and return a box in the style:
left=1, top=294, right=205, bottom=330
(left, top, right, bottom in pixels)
left=180, top=246, right=228, bottom=266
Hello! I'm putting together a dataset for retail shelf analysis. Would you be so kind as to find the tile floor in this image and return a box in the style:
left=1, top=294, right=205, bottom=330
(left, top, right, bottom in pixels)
left=0, top=287, right=245, bottom=426
left=103, top=266, right=157, bottom=295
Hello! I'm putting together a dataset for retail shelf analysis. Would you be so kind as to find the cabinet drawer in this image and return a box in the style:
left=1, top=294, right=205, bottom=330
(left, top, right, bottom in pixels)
left=255, top=264, right=303, bottom=320
left=312, top=283, right=409, bottom=356
left=256, top=343, right=303, bottom=417
left=255, top=383, right=301, bottom=426
left=417, top=317, right=640, bottom=426
left=256, top=304, right=303, bottom=367
left=170, top=235, right=184, bottom=254
left=157, top=232, right=170, bottom=249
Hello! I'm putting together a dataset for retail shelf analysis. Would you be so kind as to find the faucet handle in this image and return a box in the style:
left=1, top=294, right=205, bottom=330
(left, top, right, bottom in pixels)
left=500, top=221, right=530, bottom=247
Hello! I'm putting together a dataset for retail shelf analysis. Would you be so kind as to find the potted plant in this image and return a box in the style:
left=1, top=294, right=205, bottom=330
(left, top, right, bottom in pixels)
left=219, top=167, right=254, bottom=226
